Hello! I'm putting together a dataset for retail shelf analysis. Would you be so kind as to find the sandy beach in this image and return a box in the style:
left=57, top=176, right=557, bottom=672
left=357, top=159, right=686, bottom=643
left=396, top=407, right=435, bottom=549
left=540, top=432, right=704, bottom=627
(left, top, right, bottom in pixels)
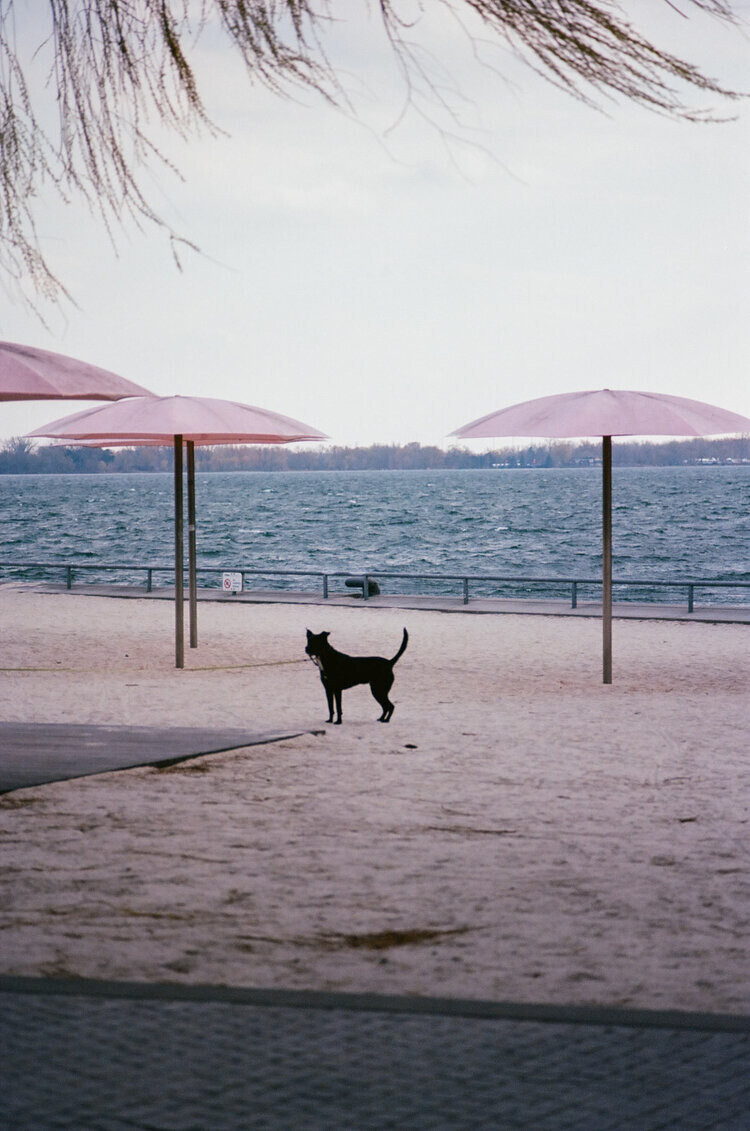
left=0, top=585, right=748, bottom=1014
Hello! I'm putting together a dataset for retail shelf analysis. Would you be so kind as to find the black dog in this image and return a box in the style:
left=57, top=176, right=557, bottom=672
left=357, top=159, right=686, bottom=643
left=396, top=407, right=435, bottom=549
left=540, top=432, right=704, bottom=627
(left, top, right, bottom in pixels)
left=305, top=628, right=408, bottom=724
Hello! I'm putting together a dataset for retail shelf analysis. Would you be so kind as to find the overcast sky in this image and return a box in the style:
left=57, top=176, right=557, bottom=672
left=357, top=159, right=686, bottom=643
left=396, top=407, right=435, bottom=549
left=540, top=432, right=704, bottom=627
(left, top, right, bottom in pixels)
left=1, top=3, right=749, bottom=448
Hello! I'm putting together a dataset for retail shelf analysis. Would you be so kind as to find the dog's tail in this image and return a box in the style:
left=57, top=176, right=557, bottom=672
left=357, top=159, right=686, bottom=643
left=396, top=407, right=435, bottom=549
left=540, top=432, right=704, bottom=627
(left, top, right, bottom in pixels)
left=390, top=628, right=408, bottom=667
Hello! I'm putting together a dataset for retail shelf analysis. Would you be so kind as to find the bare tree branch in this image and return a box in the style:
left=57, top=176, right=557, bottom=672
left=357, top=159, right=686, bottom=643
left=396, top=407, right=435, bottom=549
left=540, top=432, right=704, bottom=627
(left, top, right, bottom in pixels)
left=0, top=1, right=744, bottom=311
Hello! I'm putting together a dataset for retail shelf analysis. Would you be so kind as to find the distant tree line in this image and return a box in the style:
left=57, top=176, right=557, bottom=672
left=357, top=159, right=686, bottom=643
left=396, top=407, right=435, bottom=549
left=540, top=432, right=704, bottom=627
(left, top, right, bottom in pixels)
left=0, top=436, right=747, bottom=475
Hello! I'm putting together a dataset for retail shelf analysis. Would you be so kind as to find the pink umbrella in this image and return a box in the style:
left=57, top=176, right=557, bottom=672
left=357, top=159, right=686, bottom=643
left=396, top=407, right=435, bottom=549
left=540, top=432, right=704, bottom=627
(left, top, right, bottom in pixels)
left=452, top=389, right=750, bottom=683
left=30, top=396, right=328, bottom=667
left=1, top=341, right=152, bottom=401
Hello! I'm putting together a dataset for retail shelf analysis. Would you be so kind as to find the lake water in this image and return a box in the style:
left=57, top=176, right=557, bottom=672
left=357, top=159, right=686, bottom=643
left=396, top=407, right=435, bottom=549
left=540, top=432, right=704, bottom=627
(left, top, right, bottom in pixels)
left=0, top=466, right=748, bottom=604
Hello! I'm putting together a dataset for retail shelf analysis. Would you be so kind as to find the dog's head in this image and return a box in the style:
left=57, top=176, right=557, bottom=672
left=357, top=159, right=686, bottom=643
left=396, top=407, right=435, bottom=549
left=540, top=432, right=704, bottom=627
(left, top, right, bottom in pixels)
left=305, top=630, right=330, bottom=665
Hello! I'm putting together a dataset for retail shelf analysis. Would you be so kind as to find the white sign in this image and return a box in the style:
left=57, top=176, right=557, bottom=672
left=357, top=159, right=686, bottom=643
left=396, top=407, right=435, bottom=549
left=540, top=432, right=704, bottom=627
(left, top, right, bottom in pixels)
left=222, top=572, right=243, bottom=594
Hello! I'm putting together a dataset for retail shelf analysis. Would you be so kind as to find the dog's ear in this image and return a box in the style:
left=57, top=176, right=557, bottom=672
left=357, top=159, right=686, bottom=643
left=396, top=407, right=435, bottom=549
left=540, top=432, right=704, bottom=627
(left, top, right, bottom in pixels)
left=306, top=629, right=312, bottom=640
left=322, top=632, right=330, bottom=640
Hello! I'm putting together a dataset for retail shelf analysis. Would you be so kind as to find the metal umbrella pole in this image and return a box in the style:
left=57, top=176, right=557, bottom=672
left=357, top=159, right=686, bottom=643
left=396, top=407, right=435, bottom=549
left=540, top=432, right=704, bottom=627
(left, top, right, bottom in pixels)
left=174, top=435, right=184, bottom=669
left=187, top=440, right=198, bottom=650
left=602, top=435, right=613, bottom=685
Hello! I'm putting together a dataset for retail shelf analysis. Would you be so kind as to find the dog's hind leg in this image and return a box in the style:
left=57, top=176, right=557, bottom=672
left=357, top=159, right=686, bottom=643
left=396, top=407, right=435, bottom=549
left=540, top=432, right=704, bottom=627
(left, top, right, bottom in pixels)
left=371, top=680, right=394, bottom=722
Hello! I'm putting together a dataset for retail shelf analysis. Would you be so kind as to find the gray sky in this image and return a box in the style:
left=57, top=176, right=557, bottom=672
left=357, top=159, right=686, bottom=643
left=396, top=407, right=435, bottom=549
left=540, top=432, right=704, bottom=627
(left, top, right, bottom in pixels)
left=1, top=3, right=749, bottom=448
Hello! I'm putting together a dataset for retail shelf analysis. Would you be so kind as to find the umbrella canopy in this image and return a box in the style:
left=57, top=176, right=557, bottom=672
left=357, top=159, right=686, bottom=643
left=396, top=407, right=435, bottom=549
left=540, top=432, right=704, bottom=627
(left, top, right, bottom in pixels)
left=452, top=389, right=750, bottom=684
left=28, top=394, right=325, bottom=443
left=0, top=341, right=152, bottom=401
left=30, top=396, right=328, bottom=668
left=454, top=389, right=750, bottom=442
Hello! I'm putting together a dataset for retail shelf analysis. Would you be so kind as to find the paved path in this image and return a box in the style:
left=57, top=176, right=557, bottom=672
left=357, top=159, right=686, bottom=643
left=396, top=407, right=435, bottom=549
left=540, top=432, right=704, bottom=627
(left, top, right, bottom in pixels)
left=27, top=581, right=750, bottom=624
left=0, top=723, right=312, bottom=793
left=2, top=978, right=748, bottom=1130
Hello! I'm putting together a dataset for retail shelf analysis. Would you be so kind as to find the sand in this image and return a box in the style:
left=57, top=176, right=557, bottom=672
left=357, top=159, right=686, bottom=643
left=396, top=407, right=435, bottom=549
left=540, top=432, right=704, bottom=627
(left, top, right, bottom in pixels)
left=0, top=584, right=748, bottom=1014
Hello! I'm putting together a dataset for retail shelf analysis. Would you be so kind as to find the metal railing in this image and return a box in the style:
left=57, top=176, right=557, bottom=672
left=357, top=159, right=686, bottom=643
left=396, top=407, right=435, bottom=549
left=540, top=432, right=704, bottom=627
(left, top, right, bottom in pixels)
left=1, top=560, right=748, bottom=612
left=329, top=571, right=750, bottom=614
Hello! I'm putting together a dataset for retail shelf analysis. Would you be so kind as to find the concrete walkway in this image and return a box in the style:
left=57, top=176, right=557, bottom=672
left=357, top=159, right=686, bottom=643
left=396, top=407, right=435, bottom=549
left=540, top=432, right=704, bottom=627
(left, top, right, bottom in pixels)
left=0, top=722, right=312, bottom=793
left=2, top=977, right=748, bottom=1130
left=28, top=581, right=750, bottom=623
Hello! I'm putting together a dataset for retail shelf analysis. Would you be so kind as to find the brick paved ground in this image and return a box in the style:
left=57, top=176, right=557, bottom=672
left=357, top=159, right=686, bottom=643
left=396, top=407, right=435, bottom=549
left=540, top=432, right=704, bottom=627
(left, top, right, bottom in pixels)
left=2, top=980, right=749, bottom=1130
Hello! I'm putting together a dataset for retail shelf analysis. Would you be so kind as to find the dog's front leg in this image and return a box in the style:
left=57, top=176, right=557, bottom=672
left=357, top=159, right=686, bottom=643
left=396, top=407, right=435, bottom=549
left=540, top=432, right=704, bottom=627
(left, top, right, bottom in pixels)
left=334, top=689, right=343, bottom=725
left=322, top=680, right=335, bottom=724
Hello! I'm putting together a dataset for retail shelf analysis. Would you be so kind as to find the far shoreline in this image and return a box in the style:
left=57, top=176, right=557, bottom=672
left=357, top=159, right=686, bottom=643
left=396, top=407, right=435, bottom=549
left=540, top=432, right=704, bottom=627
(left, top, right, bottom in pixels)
left=1, top=436, right=748, bottom=474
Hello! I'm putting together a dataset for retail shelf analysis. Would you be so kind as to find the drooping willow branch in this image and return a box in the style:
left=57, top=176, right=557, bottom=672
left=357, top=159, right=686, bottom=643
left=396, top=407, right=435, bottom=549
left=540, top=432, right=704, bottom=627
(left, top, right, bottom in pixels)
left=0, top=1, right=743, bottom=312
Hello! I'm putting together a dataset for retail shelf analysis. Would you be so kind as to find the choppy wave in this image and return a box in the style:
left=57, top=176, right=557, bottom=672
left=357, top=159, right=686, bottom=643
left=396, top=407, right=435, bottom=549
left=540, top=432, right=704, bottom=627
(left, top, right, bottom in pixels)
left=0, top=466, right=747, bottom=604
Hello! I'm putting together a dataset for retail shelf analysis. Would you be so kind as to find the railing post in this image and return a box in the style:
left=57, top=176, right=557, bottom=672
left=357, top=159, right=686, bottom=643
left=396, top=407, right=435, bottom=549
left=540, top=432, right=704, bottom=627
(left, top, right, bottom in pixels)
left=66, top=565, right=72, bottom=590
left=323, top=574, right=329, bottom=599
left=463, top=578, right=469, bottom=605
left=688, top=584, right=694, bottom=613
left=147, top=568, right=153, bottom=593
left=571, top=581, right=578, bottom=609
